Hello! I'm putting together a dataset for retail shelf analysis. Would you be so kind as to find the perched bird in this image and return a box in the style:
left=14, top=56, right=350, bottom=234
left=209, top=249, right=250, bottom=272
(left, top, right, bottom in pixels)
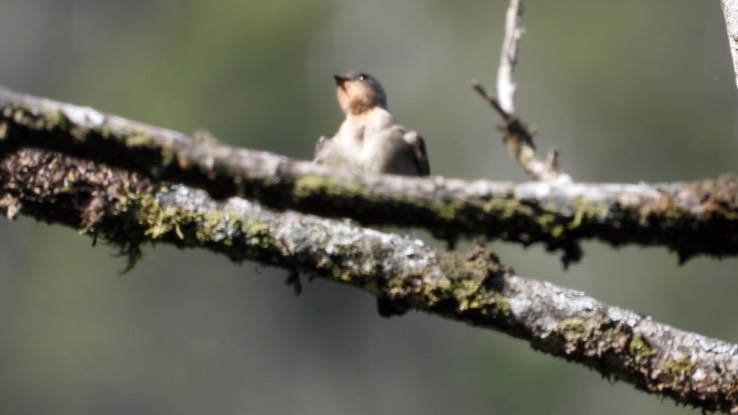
left=314, top=72, right=430, bottom=177
left=315, top=72, right=430, bottom=318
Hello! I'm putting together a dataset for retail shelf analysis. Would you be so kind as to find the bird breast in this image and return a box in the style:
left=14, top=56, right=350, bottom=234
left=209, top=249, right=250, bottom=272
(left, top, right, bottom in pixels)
left=359, top=125, right=413, bottom=174
left=324, top=109, right=420, bottom=176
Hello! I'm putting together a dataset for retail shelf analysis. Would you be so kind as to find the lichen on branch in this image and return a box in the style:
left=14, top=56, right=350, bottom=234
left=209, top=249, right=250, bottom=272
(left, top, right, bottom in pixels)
left=1, top=147, right=737, bottom=412
left=1, top=87, right=738, bottom=265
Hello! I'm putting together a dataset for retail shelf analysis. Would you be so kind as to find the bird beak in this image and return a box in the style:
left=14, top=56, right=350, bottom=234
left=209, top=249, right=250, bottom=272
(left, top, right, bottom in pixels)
left=333, top=74, right=349, bottom=88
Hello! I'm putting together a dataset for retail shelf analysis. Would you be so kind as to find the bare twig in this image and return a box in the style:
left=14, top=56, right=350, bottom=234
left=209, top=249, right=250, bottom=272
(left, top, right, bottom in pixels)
left=497, top=0, right=524, bottom=113
left=2, top=147, right=738, bottom=413
left=721, top=0, right=738, bottom=92
left=1, top=86, right=738, bottom=264
left=473, top=0, right=570, bottom=183
left=471, top=81, right=510, bottom=121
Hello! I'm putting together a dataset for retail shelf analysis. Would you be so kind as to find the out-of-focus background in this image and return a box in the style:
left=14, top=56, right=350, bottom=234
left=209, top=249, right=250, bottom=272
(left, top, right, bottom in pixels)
left=0, top=1, right=736, bottom=414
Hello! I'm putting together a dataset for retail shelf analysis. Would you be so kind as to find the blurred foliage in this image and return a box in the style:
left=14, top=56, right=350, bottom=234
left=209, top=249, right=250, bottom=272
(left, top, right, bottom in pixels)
left=0, top=0, right=736, bottom=414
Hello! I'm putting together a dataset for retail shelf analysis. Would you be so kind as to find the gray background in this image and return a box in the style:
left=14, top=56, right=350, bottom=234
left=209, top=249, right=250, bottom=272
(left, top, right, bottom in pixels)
left=0, top=1, right=735, bottom=414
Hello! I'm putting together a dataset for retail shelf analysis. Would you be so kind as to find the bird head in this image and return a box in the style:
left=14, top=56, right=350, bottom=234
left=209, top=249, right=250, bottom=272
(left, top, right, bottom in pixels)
left=333, top=72, right=388, bottom=115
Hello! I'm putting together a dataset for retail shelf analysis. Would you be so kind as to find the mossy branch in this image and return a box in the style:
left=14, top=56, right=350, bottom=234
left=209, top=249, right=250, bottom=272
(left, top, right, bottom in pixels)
left=0, top=86, right=737, bottom=265
left=1, top=147, right=737, bottom=413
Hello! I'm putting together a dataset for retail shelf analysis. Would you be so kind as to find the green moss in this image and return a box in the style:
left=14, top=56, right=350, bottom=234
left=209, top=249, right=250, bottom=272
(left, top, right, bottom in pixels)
left=481, top=198, right=521, bottom=220
left=537, top=212, right=565, bottom=237
left=114, top=192, right=274, bottom=269
left=569, top=201, right=586, bottom=229
left=434, top=247, right=512, bottom=316
left=454, top=287, right=511, bottom=316
left=98, top=123, right=113, bottom=138
left=11, top=108, right=27, bottom=124
left=130, top=194, right=174, bottom=239
left=557, top=317, right=587, bottom=334
left=243, top=217, right=272, bottom=246
left=663, top=357, right=695, bottom=381
left=120, top=130, right=175, bottom=168
left=569, top=198, right=608, bottom=230
left=627, top=335, right=657, bottom=360
left=126, top=131, right=157, bottom=148
left=3, top=105, right=67, bottom=132
left=105, top=193, right=175, bottom=269
left=435, top=200, right=464, bottom=222
left=450, top=277, right=481, bottom=298
left=44, top=109, right=67, bottom=130
left=486, top=295, right=511, bottom=316
left=294, top=175, right=364, bottom=200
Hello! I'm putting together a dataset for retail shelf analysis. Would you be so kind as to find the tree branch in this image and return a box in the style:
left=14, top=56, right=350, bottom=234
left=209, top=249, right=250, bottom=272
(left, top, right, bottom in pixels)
left=722, top=0, right=738, bottom=92
left=1, top=147, right=737, bottom=413
left=1, top=86, right=737, bottom=265
left=497, top=0, right=523, bottom=113
left=472, top=0, right=570, bottom=183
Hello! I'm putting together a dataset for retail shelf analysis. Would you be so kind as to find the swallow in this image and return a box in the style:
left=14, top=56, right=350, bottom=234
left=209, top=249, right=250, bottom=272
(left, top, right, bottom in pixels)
left=314, top=72, right=430, bottom=177
left=315, top=72, right=430, bottom=318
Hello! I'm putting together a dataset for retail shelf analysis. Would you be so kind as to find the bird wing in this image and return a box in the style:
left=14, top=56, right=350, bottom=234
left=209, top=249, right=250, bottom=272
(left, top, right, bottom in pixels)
left=402, top=129, right=430, bottom=176
left=313, top=134, right=333, bottom=163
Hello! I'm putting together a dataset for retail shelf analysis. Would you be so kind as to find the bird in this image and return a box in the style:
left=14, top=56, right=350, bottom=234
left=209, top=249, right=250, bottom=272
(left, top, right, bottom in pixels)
left=314, top=72, right=430, bottom=318
left=314, top=72, right=430, bottom=177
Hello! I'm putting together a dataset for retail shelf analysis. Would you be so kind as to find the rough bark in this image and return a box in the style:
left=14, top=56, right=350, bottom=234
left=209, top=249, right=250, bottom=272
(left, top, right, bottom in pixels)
left=722, top=0, right=738, bottom=92
left=1, top=87, right=737, bottom=266
left=1, top=147, right=737, bottom=413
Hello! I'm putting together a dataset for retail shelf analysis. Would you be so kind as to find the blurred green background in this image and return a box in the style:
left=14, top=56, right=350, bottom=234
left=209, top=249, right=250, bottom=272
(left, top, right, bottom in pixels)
left=0, top=0, right=736, bottom=414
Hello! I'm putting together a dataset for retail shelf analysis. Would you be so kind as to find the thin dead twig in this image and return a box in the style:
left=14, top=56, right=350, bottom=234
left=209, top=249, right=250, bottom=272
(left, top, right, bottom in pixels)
left=721, top=0, right=738, bottom=92
left=473, top=0, right=570, bottom=183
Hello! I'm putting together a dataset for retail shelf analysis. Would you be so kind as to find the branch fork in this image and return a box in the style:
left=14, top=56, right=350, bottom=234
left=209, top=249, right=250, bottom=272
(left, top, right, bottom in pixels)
left=472, top=0, right=570, bottom=184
